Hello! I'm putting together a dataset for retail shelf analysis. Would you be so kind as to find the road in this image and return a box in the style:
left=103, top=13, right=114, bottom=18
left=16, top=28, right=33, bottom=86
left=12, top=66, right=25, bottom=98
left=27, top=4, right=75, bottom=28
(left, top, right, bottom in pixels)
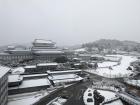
left=33, top=81, right=93, bottom=105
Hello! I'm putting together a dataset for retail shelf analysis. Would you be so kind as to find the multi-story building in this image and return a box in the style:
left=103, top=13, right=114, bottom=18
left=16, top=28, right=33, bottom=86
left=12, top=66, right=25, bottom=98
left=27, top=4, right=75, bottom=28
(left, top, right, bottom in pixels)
left=32, top=39, right=65, bottom=61
left=0, top=39, right=67, bottom=64
left=0, top=66, right=10, bottom=105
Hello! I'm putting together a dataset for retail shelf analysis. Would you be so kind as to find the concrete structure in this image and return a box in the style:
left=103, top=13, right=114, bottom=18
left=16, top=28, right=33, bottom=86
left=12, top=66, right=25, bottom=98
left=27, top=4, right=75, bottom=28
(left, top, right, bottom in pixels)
left=0, top=66, right=10, bottom=105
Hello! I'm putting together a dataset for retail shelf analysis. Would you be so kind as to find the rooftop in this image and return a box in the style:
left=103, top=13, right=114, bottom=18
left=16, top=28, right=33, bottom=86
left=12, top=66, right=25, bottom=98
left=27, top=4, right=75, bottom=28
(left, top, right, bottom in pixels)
left=37, top=63, right=58, bottom=67
left=48, top=74, right=81, bottom=80
left=9, top=78, right=51, bottom=89
left=24, top=65, right=36, bottom=69
left=33, top=39, right=55, bottom=44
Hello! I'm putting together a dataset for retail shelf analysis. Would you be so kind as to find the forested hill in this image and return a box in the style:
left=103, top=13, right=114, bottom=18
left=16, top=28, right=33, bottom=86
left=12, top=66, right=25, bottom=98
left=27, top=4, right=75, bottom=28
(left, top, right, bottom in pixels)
left=82, top=39, right=140, bottom=52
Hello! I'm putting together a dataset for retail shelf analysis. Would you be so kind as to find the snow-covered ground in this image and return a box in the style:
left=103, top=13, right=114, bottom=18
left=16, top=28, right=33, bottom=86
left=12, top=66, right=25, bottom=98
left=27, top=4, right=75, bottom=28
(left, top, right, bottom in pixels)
left=105, top=100, right=123, bottom=105
left=98, top=61, right=118, bottom=68
left=83, top=88, right=123, bottom=105
left=86, top=55, right=137, bottom=78
left=8, top=90, right=55, bottom=105
left=125, top=79, right=140, bottom=87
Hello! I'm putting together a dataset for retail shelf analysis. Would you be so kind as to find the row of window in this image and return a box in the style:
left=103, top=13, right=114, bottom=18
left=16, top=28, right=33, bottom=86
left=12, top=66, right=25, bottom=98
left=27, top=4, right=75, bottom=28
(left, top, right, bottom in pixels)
left=0, top=92, right=8, bottom=105
left=0, top=83, right=8, bottom=104
left=0, top=77, right=8, bottom=96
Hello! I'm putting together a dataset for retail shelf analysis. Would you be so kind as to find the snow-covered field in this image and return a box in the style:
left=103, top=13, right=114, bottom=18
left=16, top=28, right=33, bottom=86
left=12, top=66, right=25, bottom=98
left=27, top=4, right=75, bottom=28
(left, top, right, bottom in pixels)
left=86, top=55, right=137, bottom=78
left=98, top=61, right=118, bottom=68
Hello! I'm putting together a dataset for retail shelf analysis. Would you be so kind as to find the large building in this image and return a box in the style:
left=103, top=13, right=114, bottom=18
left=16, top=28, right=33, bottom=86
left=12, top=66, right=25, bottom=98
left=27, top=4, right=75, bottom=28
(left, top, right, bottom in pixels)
left=32, top=39, right=65, bottom=61
left=0, top=39, right=66, bottom=64
left=0, top=66, right=10, bottom=105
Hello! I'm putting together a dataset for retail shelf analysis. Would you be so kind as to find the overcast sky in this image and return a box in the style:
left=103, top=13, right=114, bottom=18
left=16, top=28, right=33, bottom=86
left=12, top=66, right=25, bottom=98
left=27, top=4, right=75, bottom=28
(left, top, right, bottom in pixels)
left=0, top=0, right=140, bottom=46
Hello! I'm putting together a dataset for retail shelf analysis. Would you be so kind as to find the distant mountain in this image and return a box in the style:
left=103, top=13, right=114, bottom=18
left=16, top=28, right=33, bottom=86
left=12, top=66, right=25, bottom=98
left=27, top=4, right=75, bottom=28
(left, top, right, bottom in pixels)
left=82, top=39, right=140, bottom=52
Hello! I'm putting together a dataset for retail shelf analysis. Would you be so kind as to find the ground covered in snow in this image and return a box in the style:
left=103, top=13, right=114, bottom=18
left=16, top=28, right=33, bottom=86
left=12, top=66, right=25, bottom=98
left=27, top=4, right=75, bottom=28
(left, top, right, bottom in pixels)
left=86, top=55, right=137, bottom=78
left=125, top=79, right=140, bottom=87
left=8, top=90, right=52, bottom=105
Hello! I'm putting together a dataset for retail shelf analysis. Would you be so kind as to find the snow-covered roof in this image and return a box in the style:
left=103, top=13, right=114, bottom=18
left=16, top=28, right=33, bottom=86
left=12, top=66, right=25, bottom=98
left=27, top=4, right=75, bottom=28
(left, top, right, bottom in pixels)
left=48, top=74, right=83, bottom=81
left=8, top=75, right=23, bottom=83
left=91, top=54, right=103, bottom=58
left=12, top=67, right=25, bottom=74
left=24, top=65, right=36, bottom=69
left=75, top=48, right=86, bottom=52
left=33, top=39, right=55, bottom=44
left=0, top=66, right=10, bottom=78
left=53, top=77, right=83, bottom=84
left=37, top=63, right=58, bottom=67
left=9, top=78, right=51, bottom=89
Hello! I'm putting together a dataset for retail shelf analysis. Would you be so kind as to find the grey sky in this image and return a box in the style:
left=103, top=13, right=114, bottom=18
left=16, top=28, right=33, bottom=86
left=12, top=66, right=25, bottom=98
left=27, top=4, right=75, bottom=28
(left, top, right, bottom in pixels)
left=0, top=0, right=140, bottom=46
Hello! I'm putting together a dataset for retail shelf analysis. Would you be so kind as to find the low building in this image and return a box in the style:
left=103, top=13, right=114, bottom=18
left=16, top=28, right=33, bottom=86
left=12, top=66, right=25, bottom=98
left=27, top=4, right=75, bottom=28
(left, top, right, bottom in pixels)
left=48, top=73, right=83, bottom=86
left=8, top=78, right=51, bottom=95
left=0, top=66, right=10, bottom=105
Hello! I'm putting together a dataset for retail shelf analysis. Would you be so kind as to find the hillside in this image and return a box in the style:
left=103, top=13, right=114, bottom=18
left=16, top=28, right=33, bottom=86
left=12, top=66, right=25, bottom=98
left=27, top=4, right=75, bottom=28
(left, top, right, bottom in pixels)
left=82, top=39, right=140, bottom=52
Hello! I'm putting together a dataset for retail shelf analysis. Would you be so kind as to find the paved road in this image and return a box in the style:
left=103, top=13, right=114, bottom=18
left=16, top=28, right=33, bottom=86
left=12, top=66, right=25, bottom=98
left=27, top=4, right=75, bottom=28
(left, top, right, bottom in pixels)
left=33, top=81, right=92, bottom=105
